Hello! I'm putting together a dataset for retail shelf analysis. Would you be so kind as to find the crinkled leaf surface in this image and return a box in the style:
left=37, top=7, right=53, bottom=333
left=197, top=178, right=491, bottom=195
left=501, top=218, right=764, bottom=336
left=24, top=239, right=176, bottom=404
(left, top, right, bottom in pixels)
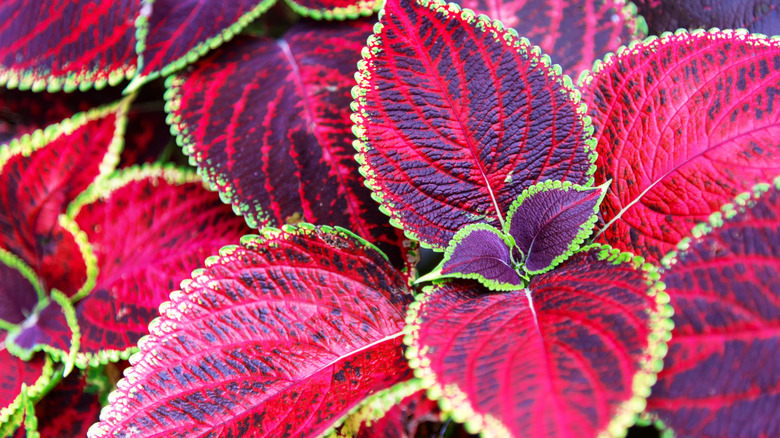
left=69, top=165, right=249, bottom=363
left=283, top=0, right=379, bottom=20
left=132, top=0, right=277, bottom=87
left=647, top=179, right=780, bottom=438
left=635, top=0, right=780, bottom=36
left=35, top=371, right=101, bottom=438
left=0, top=0, right=138, bottom=91
left=406, top=246, right=670, bottom=437
left=454, top=0, right=645, bottom=79
left=582, top=30, right=780, bottom=263
left=507, top=180, right=606, bottom=274
left=353, top=0, right=596, bottom=250
left=89, top=225, right=413, bottom=438
left=166, top=19, right=411, bottom=271
left=0, top=102, right=127, bottom=296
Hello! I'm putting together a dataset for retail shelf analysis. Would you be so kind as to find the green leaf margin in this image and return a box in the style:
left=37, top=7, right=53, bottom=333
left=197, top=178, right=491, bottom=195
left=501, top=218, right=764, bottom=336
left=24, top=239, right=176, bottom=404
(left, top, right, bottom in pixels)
left=284, top=0, right=382, bottom=21
left=0, top=358, right=55, bottom=438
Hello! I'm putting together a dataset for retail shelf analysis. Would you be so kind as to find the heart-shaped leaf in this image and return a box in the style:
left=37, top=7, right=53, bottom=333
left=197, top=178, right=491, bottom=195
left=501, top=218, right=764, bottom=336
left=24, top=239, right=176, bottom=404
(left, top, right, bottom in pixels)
left=165, top=19, right=413, bottom=272
left=66, top=164, right=249, bottom=366
left=507, top=179, right=607, bottom=274
left=130, top=0, right=277, bottom=89
left=581, top=30, right=780, bottom=263
left=0, top=337, right=54, bottom=438
left=353, top=0, right=596, bottom=250
left=89, top=225, right=413, bottom=438
left=283, top=0, right=380, bottom=20
left=0, top=0, right=138, bottom=92
left=405, top=246, right=672, bottom=437
left=453, top=0, right=646, bottom=79
left=647, top=178, right=780, bottom=438
left=635, top=0, right=780, bottom=36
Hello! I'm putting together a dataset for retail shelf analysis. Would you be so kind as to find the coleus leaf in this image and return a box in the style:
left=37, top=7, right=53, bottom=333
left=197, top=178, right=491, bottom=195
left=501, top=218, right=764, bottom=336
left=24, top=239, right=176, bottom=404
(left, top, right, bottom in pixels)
left=405, top=246, right=672, bottom=437
left=581, top=30, right=780, bottom=263
left=453, top=0, right=646, bottom=79
left=634, top=0, right=780, bottom=36
left=647, top=178, right=780, bottom=438
left=34, top=371, right=102, bottom=438
left=283, top=0, right=380, bottom=20
left=0, top=250, right=43, bottom=329
left=0, top=0, right=138, bottom=92
left=130, top=0, right=277, bottom=89
left=0, top=100, right=129, bottom=296
left=67, top=164, right=250, bottom=365
left=165, top=19, right=413, bottom=272
left=89, top=225, right=413, bottom=438
left=352, top=0, right=597, bottom=250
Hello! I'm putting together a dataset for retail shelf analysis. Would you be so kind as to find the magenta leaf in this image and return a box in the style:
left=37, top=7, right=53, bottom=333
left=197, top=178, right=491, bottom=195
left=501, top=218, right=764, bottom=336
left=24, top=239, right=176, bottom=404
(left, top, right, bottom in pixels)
left=635, top=0, right=780, bottom=36
left=89, top=225, right=413, bottom=438
left=130, top=0, right=277, bottom=89
left=582, top=30, right=780, bottom=263
left=166, top=19, right=412, bottom=272
left=454, top=0, right=645, bottom=78
left=0, top=0, right=138, bottom=92
left=283, top=0, right=380, bottom=20
left=647, top=178, right=780, bottom=438
left=507, top=180, right=607, bottom=274
left=68, top=165, right=249, bottom=365
left=353, top=0, right=596, bottom=250
left=406, top=246, right=672, bottom=437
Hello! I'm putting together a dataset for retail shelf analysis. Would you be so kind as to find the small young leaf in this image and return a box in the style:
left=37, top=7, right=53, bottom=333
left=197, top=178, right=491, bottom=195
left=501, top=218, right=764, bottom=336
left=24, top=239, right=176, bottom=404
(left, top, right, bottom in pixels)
left=89, top=225, right=413, bottom=438
left=353, top=0, right=596, bottom=250
left=635, top=0, right=780, bottom=36
left=647, top=178, right=780, bottom=438
left=405, top=246, right=671, bottom=437
left=283, top=0, right=380, bottom=20
left=581, top=30, right=780, bottom=262
left=506, top=180, right=607, bottom=274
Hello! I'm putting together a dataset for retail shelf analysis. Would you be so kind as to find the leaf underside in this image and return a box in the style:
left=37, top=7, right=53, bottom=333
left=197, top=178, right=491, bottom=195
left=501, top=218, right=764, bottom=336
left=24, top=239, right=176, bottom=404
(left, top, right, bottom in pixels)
left=455, top=0, right=644, bottom=79
left=406, top=247, right=669, bottom=437
left=89, top=225, right=412, bottom=438
left=647, top=180, right=780, bottom=438
left=583, top=30, right=780, bottom=262
left=354, top=0, right=595, bottom=249
left=635, top=0, right=780, bottom=36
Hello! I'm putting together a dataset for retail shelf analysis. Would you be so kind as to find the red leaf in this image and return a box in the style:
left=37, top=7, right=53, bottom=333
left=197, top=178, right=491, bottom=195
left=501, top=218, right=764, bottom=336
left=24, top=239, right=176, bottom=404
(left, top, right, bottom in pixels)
left=36, top=371, right=102, bottom=438
left=89, top=225, right=412, bottom=438
left=69, top=165, right=250, bottom=364
left=454, top=0, right=645, bottom=79
left=582, top=30, right=780, bottom=262
left=166, top=19, right=413, bottom=273
left=0, top=0, right=138, bottom=92
left=405, top=246, right=671, bottom=437
left=647, top=179, right=780, bottom=438
left=283, top=0, right=380, bottom=20
left=353, top=0, right=596, bottom=250
left=0, top=334, right=54, bottom=437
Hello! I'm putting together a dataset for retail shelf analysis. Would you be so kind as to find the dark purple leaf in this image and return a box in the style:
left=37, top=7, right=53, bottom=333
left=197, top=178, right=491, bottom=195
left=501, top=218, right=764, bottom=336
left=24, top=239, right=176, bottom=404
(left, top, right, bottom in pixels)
left=283, top=0, right=380, bottom=20
left=406, top=246, right=672, bottom=437
left=0, top=0, right=138, bottom=92
left=635, top=0, right=780, bottom=36
left=581, top=30, right=780, bottom=263
left=89, top=225, right=413, bottom=438
left=353, top=0, right=596, bottom=250
left=507, top=180, right=607, bottom=274
left=131, top=0, right=277, bottom=88
left=455, top=0, right=646, bottom=79
left=166, top=19, right=413, bottom=273
left=647, top=178, right=780, bottom=438
left=69, top=165, right=250, bottom=364
left=0, top=252, right=42, bottom=328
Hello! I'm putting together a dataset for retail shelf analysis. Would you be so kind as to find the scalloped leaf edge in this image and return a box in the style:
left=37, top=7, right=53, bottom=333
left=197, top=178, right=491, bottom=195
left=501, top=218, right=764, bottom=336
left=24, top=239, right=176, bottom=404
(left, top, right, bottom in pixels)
left=283, top=0, right=381, bottom=21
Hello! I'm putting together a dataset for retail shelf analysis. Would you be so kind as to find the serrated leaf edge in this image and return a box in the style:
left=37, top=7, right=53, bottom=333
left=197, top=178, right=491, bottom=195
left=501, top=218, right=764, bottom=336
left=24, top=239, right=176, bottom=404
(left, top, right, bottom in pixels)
left=283, top=0, right=381, bottom=21
left=0, top=52, right=135, bottom=93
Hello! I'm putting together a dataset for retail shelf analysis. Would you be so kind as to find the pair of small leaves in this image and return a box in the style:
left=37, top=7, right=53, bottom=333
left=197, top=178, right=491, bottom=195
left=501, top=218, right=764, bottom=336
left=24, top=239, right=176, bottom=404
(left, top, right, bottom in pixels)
left=421, top=180, right=608, bottom=290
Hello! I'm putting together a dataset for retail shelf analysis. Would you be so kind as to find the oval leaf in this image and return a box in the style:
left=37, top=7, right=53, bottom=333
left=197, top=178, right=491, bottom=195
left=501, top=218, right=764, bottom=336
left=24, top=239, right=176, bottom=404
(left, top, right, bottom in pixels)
left=647, top=178, right=780, bottom=438
left=454, top=0, right=645, bottom=79
left=0, top=0, right=138, bottom=92
left=67, top=165, right=250, bottom=365
left=89, top=225, right=412, bottom=438
left=283, top=0, right=379, bottom=20
left=353, top=0, right=596, bottom=250
left=165, top=20, right=411, bottom=271
left=582, top=30, right=780, bottom=262
left=635, top=0, right=780, bottom=36
left=405, top=246, right=671, bottom=437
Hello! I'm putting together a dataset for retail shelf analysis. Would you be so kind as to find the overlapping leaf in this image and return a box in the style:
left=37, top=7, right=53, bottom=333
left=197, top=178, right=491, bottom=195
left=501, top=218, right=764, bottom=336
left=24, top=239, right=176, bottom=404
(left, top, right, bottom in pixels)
left=131, top=0, right=277, bottom=89
left=581, top=30, right=780, bottom=262
left=635, top=0, right=780, bottom=36
left=0, top=0, right=138, bottom=91
left=34, top=371, right=102, bottom=438
left=406, top=246, right=671, bottom=437
left=647, top=179, right=780, bottom=438
left=67, top=165, right=249, bottom=364
left=0, top=251, right=42, bottom=329
left=353, top=0, right=596, bottom=250
left=283, top=0, right=380, bottom=20
left=166, top=19, right=412, bottom=271
left=89, top=225, right=413, bottom=438
left=454, top=0, right=645, bottom=79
